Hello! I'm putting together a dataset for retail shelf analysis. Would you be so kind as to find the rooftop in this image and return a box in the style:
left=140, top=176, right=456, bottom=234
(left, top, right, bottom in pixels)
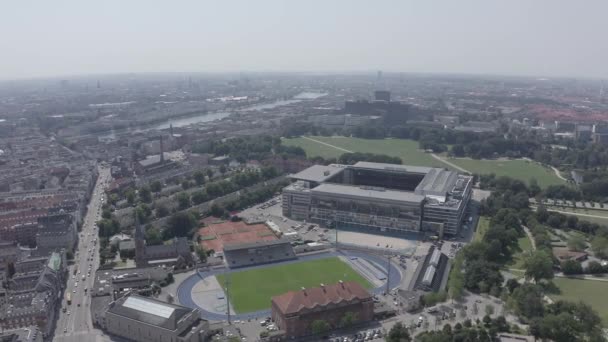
left=312, top=183, right=425, bottom=203
left=290, top=164, right=343, bottom=183
left=272, top=281, right=371, bottom=315
left=352, top=161, right=433, bottom=175
left=108, top=294, right=193, bottom=331
left=223, top=237, right=292, bottom=252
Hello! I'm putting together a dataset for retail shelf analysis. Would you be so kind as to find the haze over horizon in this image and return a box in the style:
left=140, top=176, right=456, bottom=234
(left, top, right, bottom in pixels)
left=2, top=0, right=608, bottom=81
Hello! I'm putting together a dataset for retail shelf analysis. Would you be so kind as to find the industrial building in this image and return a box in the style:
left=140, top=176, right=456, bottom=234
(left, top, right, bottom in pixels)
left=282, top=162, right=472, bottom=237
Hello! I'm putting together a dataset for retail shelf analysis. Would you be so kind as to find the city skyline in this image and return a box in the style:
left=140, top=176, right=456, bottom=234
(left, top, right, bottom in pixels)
left=2, top=0, right=608, bottom=80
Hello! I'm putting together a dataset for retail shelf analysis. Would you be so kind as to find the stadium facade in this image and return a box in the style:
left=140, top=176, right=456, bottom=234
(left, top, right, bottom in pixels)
left=282, top=162, right=472, bottom=237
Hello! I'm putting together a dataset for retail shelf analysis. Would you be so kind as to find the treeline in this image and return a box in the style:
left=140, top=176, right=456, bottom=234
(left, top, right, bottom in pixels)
left=449, top=175, right=606, bottom=341
left=192, top=135, right=305, bottom=162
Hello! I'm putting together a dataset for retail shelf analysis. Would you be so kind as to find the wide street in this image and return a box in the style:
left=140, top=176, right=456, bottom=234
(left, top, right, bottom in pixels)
left=53, top=165, right=113, bottom=342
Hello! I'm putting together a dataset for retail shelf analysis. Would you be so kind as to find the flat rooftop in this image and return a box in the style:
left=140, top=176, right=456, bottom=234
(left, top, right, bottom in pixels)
left=352, top=161, right=433, bottom=175
left=290, top=164, right=344, bottom=183
left=312, top=183, right=425, bottom=203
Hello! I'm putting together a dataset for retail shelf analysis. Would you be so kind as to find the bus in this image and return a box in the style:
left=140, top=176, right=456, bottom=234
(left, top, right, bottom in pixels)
left=73, top=265, right=78, bottom=276
left=66, top=293, right=71, bottom=305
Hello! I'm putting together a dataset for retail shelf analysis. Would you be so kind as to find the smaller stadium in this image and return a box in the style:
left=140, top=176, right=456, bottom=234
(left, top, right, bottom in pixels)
left=177, top=249, right=402, bottom=320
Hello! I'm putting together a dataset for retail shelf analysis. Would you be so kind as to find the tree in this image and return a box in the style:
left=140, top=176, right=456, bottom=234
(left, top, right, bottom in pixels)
left=181, top=180, right=192, bottom=190
left=195, top=245, right=207, bottom=263
left=561, top=259, right=583, bottom=275
left=586, top=260, right=604, bottom=274
left=145, top=227, right=163, bottom=245
left=155, top=204, right=170, bottom=218
left=191, top=190, right=208, bottom=205
left=150, top=181, right=162, bottom=193
left=193, top=171, right=206, bottom=186
left=386, top=322, right=411, bottom=342
left=591, top=236, right=608, bottom=259
left=510, top=284, right=544, bottom=320
left=219, top=164, right=227, bottom=175
left=139, top=186, right=152, bottom=203
left=567, top=235, right=586, bottom=252
left=340, top=311, right=357, bottom=328
left=485, top=304, right=495, bottom=316
left=523, top=250, right=554, bottom=283
left=165, top=212, right=197, bottom=239
left=310, top=320, right=330, bottom=335
left=206, top=169, right=214, bottom=179
left=176, top=192, right=191, bottom=210
left=125, top=189, right=136, bottom=205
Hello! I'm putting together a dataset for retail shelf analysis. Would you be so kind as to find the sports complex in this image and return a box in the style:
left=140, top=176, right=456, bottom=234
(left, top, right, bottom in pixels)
left=177, top=249, right=402, bottom=321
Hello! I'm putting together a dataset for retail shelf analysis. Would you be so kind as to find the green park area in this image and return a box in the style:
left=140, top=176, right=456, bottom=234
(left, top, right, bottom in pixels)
left=283, top=136, right=565, bottom=188
left=447, top=158, right=566, bottom=189
left=507, top=235, right=533, bottom=270
left=216, top=257, right=371, bottom=313
left=551, top=277, right=608, bottom=325
left=473, top=217, right=490, bottom=242
left=546, top=207, right=608, bottom=226
left=282, top=136, right=446, bottom=167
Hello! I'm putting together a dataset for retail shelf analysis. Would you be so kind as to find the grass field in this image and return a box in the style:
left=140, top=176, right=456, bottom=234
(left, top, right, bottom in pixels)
left=546, top=207, right=608, bottom=226
left=283, top=136, right=565, bottom=188
left=507, top=235, right=533, bottom=269
left=282, top=136, right=447, bottom=167
left=473, top=217, right=490, bottom=242
left=447, top=158, right=566, bottom=189
left=216, top=257, right=372, bottom=313
left=551, top=278, right=608, bottom=325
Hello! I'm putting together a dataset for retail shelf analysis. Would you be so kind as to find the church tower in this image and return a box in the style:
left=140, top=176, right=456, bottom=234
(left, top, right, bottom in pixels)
left=134, top=212, right=146, bottom=267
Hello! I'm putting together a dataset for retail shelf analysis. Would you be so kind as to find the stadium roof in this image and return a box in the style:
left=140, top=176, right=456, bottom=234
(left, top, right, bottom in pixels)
left=223, top=238, right=292, bottom=252
left=290, top=165, right=343, bottom=183
left=352, top=161, right=433, bottom=175
left=108, top=294, right=193, bottom=331
left=272, top=281, right=371, bottom=315
left=312, top=183, right=425, bottom=203
left=414, top=168, right=458, bottom=197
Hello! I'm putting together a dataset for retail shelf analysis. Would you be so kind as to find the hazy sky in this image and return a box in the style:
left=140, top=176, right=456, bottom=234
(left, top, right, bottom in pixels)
left=2, top=0, right=608, bottom=80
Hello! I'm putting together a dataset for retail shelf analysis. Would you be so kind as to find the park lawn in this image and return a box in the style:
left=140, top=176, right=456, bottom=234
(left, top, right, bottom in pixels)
left=551, top=277, right=608, bottom=325
left=282, top=137, right=342, bottom=159
left=507, top=235, right=533, bottom=270
left=283, top=136, right=448, bottom=168
left=216, top=257, right=372, bottom=313
left=447, top=158, right=565, bottom=189
left=473, top=217, right=490, bottom=242
left=546, top=207, right=608, bottom=226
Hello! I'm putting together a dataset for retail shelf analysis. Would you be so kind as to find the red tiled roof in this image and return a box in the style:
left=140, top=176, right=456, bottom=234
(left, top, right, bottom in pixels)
left=272, top=281, right=371, bottom=315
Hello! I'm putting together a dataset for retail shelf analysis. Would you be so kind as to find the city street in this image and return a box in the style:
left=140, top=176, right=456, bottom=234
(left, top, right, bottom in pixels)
left=53, top=165, right=112, bottom=342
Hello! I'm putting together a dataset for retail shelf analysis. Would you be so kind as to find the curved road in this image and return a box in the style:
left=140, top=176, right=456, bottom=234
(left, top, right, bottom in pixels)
left=177, top=250, right=402, bottom=321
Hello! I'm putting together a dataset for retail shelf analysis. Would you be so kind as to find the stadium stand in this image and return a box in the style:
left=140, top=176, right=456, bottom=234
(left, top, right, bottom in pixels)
left=223, top=238, right=296, bottom=268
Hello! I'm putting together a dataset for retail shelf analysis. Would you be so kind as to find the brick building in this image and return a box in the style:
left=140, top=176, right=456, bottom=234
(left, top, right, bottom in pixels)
left=271, top=281, right=373, bottom=338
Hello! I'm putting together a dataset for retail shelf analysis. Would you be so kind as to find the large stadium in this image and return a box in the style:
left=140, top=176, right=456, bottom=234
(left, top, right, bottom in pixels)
left=177, top=251, right=402, bottom=320
left=282, top=161, right=473, bottom=237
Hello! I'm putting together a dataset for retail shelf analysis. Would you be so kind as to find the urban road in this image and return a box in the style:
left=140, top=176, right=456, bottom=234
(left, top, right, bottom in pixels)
left=53, top=165, right=112, bottom=342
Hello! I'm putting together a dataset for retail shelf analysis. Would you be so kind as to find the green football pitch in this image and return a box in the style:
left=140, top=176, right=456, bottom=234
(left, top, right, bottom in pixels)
left=215, top=257, right=372, bottom=313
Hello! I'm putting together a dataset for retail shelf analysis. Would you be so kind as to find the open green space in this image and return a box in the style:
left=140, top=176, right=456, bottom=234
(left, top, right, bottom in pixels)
left=551, top=277, right=608, bottom=325
left=216, top=257, right=372, bottom=313
left=448, top=158, right=566, bottom=189
left=545, top=207, right=608, bottom=226
left=281, top=137, right=342, bottom=159
left=282, top=136, right=447, bottom=167
left=507, top=235, right=533, bottom=270
left=283, top=136, right=565, bottom=188
left=473, top=217, right=490, bottom=242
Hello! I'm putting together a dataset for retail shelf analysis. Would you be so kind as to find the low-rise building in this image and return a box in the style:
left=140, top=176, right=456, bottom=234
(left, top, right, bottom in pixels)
left=103, top=294, right=209, bottom=342
left=271, top=281, right=373, bottom=339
